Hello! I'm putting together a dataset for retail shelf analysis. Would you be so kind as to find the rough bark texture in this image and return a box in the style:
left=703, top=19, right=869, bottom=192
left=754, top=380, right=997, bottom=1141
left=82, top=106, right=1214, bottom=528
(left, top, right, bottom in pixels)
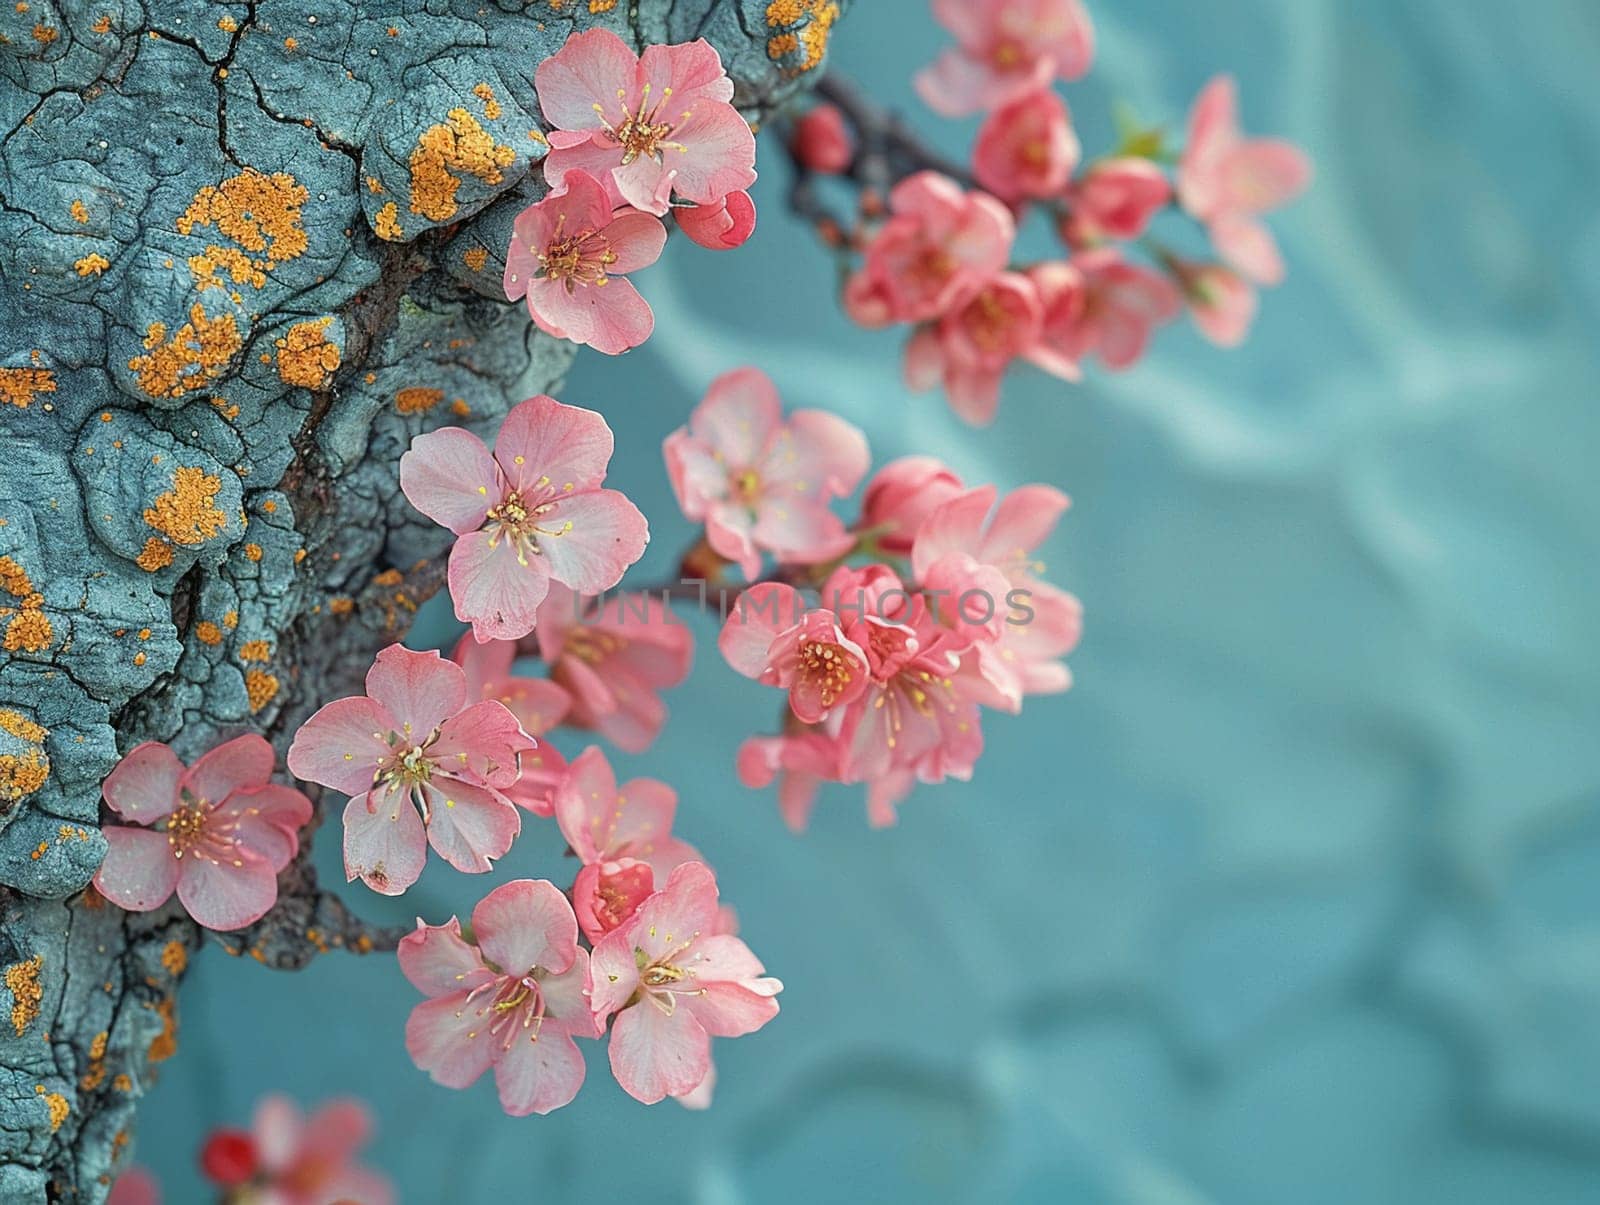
left=0, top=1, right=842, bottom=1198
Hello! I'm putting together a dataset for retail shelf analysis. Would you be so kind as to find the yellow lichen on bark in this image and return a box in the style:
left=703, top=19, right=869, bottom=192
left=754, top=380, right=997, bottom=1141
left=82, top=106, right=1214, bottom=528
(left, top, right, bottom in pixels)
left=374, top=201, right=403, bottom=241
left=0, top=555, right=51, bottom=651
left=409, top=108, right=516, bottom=223
left=0, top=748, right=49, bottom=803
left=245, top=670, right=279, bottom=712
left=135, top=538, right=174, bottom=572
left=0, top=367, right=57, bottom=408
left=74, top=253, right=110, bottom=276
left=143, top=465, right=227, bottom=546
left=43, top=1092, right=69, bottom=1132
left=5, top=955, right=43, bottom=1035
left=472, top=83, right=502, bottom=120
left=274, top=318, right=340, bottom=388
left=463, top=247, right=488, bottom=272
left=178, top=170, right=309, bottom=266
left=395, top=386, right=443, bottom=414
left=128, top=304, right=243, bottom=399
left=766, top=0, right=838, bottom=73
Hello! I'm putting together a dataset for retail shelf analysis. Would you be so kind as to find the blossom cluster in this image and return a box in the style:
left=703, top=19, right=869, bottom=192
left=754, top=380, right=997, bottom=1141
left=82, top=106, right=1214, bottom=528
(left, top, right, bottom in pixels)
left=788, top=0, right=1312, bottom=423
left=506, top=29, right=758, bottom=355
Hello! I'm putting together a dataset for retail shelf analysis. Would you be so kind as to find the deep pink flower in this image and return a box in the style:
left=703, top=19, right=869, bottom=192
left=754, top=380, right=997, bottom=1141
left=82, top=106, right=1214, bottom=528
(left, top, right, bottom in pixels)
left=400, top=394, right=650, bottom=642
left=916, top=0, right=1095, bottom=116
left=1062, top=157, right=1172, bottom=244
left=94, top=735, right=311, bottom=931
left=537, top=28, right=755, bottom=215
left=1174, top=259, right=1257, bottom=347
left=450, top=634, right=571, bottom=816
left=553, top=745, right=701, bottom=942
left=843, top=172, right=1014, bottom=327
left=401, top=880, right=598, bottom=1116
left=791, top=103, right=854, bottom=174
left=590, top=862, right=781, bottom=1105
left=504, top=171, right=667, bottom=355
left=663, top=367, right=869, bottom=579
left=249, top=1096, right=393, bottom=1205
left=859, top=456, right=967, bottom=554
left=912, top=484, right=1082, bottom=710
left=105, top=1167, right=161, bottom=1205
left=531, top=583, right=694, bottom=753
left=673, top=188, right=756, bottom=250
left=1035, top=248, right=1181, bottom=370
left=1178, top=75, right=1312, bottom=286
left=287, top=645, right=534, bottom=895
left=735, top=730, right=840, bottom=832
left=719, top=582, right=871, bottom=724
left=972, top=88, right=1080, bottom=201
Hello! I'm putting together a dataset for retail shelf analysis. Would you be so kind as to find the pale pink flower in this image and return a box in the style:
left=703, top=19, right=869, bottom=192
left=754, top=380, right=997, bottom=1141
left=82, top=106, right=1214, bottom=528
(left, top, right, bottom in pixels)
left=401, top=879, right=598, bottom=1116
left=917, top=0, right=1095, bottom=116
left=554, top=745, right=701, bottom=942
left=105, top=1167, right=160, bottom=1205
left=663, top=367, right=869, bottom=579
left=735, top=730, right=840, bottom=832
left=537, top=28, right=755, bottom=215
left=450, top=634, right=571, bottom=816
left=1062, top=157, right=1171, bottom=243
left=1035, top=248, right=1181, bottom=370
left=400, top=394, right=649, bottom=643
left=912, top=484, right=1082, bottom=710
left=719, top=582, right=871, bottom=724
left=843, top=172, right=1014, bottom=327
left=673, top=189, right=756, bottom=250
left=248, top=1096, right=393, bottom=1205
left=859, top=456, right=967, bottom=554
left=972, top=88, right=1080, bottom=201
left=94, top=735, right=311, bottom=932
left=590, top=862, right=781, bottom=1104
left=531, top=583, right=694, bottom=753
left=504, top=171, right=667, bottom=354
left=1174, top=259, right=1257, bottom=347
left=1178, top=75, right=1312, bottom=286
left=286, top=645, right=534, bottom=895
left=791, top=103, right=854, bottom=175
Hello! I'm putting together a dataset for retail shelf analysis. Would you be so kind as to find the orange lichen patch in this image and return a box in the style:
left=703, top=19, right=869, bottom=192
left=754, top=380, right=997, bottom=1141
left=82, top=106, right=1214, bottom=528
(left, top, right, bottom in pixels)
left=472, top=83, right=502, bottom=120
left=365, top=176, right=384, bottom=194
left=194, top=620, right=223, bottom=645
left=113, top=1073, right=132, bottom=1091
left=135, top=538, right=174, bottom=572
left=766, top=0, right=839, bottom=73
left=146, top=998, right=177, bottom=1062
left=91, top=14, right=112, bottom=33
left=209, top=395, right=241, bottom=420
left=3, top=609, right=51, bottom=652
left=223, top=610, right=238, bottom=629
left=160, top=940, right=187, bottom=976
left=328, top=596, right=354, bottom=616
left=283, top=35, right=297, bottom=51
left=274, top=317, right=340, bottom=388
left=217, top=14, right=236, bottom=32
left=0, top=555, right=36, bottom=598
left=179, top=169, right=308, bottom=265
left=408, top=109, right=516, bottom=223
left=42, top=1091, right=69, bottom=1131
left=74, top=253, right=110, bottom=277
left=0, top=366, right=57, bottom=408
left=450, top=398, right=471, bottom=417
left=5, top=956, right=43, bottom=1035
left=243, top=542, right=263, bottom=561
left=0, top=709, right=46, bottom=743
left=374, top=201, right=402, bottom=242
left=237, top=639, right=271, bottom=662
left=245, top=670, right=279, bottom=712
left=189, top=245, right=266, bottom=292
left=0, top=745, right=49, bottom=803
left=462, top=246, right=488, bottom=272
left=261, top=499, right=277, bottom=514
left=128, top=304, right=243, bottom=399
left=372, top=568, right=403, bottom=587
left=143, top=465, right=227, bottom=546
left=394, top=386, right=443, bottom=415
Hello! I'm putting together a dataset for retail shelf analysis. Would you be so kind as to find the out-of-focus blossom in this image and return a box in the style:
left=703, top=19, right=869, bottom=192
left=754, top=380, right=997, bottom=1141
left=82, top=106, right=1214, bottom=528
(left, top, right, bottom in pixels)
left=791, top=103, right=854, bottom=174
left=1172, top=258, right=1257, bottom=347
left=537, top=28, right=755, bottom=215
left=843, top=172, right=1014, bottom=327
left=553, top=746, right=701, bottom=941
left=860, top=456, right=967, bottom=554
left=106, top=1167, right=160, bottom=1205
left=532, top=583, right=694, bottom=754
left=972, top=88, right=1080, bottom=201
left=401, top=880, right=598, bottom=1116
left=1062, top=157, right=1171, bottom=243
left=590, top=862, right=781, bottom=1104
left=287, top=645, right=534, bottom=895
left=1178, top=75, right=1312, bottom=285
left=450, top=634, right=571, bottom=816
left=736, top=729, right=840, bottom=832
left=200, top=1128, right=258, bottom=1187
left=242, top=1095, right=393, bottom=1204
left=917, top=0, right=1095, bottom=116
left=400, top=394, right=649, bottom=642
left=1035, top=248, right=1181, bottom=370
left=673, top=189, right=756, bottom=250
left=663, top=367, right=868, bottom=579
left=504, top=172, right=667, bottom=354
left=719, top=582, right=870, bottom=724
left=95, top=735, right=310, bottom=931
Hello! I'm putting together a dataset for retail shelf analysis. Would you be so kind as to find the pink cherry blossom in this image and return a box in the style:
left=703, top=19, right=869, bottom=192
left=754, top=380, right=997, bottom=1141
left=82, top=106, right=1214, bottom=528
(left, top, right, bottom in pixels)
left=1174, top=259, right=1257, bottom=347
left=912, top=484, right=1083, bottom=710
left=736, top=730, right=840, bottom=832
left=450, top=633, right=571, bottom=816
left=105, top=1167, right=161, bottom=1205
left=553, top=745, right=701, bottom=941
left=590, top=862, right=781, bottom=1104
left=972, top=88, right=1080, bottom=201
left=1178, top=75, right=1312, bottom=286
left=860, top=456, right=967, bottom=554
left=400, top=394, right=649, bottom=642
left=401, top=879, right=599, bottom=1116
left=663, top=366, right=869, bottom=579
left=530, top=583, right=694, bottom=753
left=673, top=188, right=756, bottom=250
left=790, top=103, right=854, bottom=174
left=1035, top=248, right=1182, bottom=370
left=720, top=582, right=871, bottom=724
left=843, top=172, right=1014, bottom=327
left=1062, top=157, right=1172, bottom=243
left=94, top=735, right=311, bottom=931
left=248, top=1096, right=393, bottom=1205
left=504, top=171, right=667, bottom=355
left=537, top=28, right=756, bottom=215
left=286, top=644, right=534, bottom=895
left=916, top=0, right=1095, bottom=116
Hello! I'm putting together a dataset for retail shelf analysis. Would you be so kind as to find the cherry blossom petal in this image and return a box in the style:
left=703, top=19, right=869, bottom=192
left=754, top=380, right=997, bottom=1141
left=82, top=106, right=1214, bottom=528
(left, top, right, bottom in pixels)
left=752, top=501, right=856, bottom=566
left=399, top=428, right=500, bottom=535
left=286, top=695, right=397, bottom=796
left=94, top=826, right=178, bottom=911
left=608, top=999, right=711, bottom=1105
left=180, top=733, right=273, bottom=804
left=706, top=505, right=762, bottom=580
left=1221, top=139, right=1313, bottom=213
left=493, top=395, right=615, bottom=496
left=525, top=274, right=655, bottom=356
left=365, top=645, right=467, bottom=740
left=299, top=1098, right=376, bottom=1166
left=911, top=485, right=996, bottom=578
left=605, top=210, right=669, bottom=273
left=495, top=1029, right=587, bottom=1116
left=102, top=742, right=184, bottom=823
left=421, top=778, right=521, bottom=876
left=433, top=699, right=533, bottom=789
left=535, top=489, right=649, bottom=595
left=448, top=530, right=550, bottom=643
left=542, top=140, right=629, bottom=209
left=631, top=861, right=721, bottom=963
left=541, top=958, right=601, bottom=1037
left=588, top=926, right=642, bottom=1018
left=692, top=366, right=783, bottom=465
left=471, top=878, right=578, bottom=976
left=251, top=1095, right=304, bottom=1172
left=397, top=917, right=494, bottom=997
left=610, top=153, right=678, bottom=216
left=175, top=848, right=279, bottom=931
left=665, top=102, right=757, bottom=205
left=406, top=992, right=496, bottom=1089
left=552, top=745, right=619, bottom=861
left=534, top=27, right=639, bottom=131
left=1211, top=214, right=1285, bottom=286
left=343, top=790, right=427, bottom=896
left=638, top=38, right=735, bottom=106
left=760, top=408, right=870, bottom=498
left=718, top=581, right=805, bottom=678
left=212, top=784, right=311, bottom=872
left=674, top=189, right=756, bottom=250
left=982, top=484, right=1070, bottom=565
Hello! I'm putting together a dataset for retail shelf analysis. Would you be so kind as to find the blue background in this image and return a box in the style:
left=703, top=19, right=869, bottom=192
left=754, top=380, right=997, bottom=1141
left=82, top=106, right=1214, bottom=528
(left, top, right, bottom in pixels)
left=137, top=1, right=1600, bottom=1201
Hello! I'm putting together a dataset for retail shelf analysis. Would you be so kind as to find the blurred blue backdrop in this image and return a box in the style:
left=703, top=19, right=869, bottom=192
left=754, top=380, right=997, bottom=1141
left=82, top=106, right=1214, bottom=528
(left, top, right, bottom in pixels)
left=136, top=1, right=1600, bottom=1201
